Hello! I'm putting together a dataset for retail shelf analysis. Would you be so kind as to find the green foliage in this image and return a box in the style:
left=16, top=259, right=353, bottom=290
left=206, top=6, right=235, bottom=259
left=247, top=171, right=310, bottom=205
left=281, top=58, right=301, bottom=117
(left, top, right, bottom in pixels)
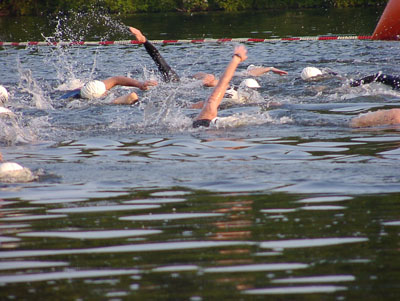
left=214, top=0, right=250, bottom=12
left=179, top=0, right=209, bottom=12
left=0, top=0, right=390, bottom=16
left=332, top=0, right=387, bottom=7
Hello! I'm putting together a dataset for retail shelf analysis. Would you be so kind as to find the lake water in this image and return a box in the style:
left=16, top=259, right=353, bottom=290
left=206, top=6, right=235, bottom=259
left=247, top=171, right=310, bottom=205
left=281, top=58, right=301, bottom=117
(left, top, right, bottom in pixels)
left=1, top=7, right=400, bottom=300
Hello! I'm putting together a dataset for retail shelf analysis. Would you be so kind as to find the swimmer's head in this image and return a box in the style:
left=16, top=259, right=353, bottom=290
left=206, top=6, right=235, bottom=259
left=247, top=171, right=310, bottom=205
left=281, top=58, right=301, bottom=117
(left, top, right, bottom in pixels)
left=301, top=67, right=323, bottom=80
left=241, top=78, right=261, bottom=89
left=0, top=85, right=9, bottom=105
left=0, top=162, right=23, bottom=173
left=225, top=86, right=239, bottom=99
left=80, top=80, right=106, bottom=99
left=0, top=107, right=13, bottom=116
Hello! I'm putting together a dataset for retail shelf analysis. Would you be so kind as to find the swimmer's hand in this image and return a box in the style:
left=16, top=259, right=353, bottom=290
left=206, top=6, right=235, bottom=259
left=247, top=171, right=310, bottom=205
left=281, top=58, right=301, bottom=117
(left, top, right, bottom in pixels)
left=140, top=80, right=158, bottom=90
left=129, top=27, right=146, bottom=43
left=271, top=67, right=288, bottom=76
left=233, top=45, right=248, bottom=63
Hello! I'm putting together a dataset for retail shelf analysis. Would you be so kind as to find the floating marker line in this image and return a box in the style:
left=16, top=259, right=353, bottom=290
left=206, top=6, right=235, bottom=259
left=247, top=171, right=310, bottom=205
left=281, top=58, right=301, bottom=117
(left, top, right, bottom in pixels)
left=0, top=35, right=378, bottom=47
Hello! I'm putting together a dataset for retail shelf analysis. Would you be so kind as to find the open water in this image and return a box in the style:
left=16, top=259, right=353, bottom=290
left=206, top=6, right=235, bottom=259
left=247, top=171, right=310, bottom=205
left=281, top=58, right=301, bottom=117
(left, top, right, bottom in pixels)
left=1, top=7, right=400, bottom=300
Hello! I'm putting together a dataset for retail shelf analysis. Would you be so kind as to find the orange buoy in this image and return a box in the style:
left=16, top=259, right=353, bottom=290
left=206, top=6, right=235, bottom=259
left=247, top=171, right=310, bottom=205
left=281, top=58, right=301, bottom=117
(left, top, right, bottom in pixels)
left=372, top=0, right=400, bottom=40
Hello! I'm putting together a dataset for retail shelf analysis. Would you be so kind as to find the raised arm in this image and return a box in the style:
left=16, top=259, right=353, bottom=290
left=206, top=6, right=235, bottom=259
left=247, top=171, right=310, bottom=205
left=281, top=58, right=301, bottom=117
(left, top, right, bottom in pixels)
left=129, top=27, right=180, bottom=83
left=193, top=45, right=248, bottom=127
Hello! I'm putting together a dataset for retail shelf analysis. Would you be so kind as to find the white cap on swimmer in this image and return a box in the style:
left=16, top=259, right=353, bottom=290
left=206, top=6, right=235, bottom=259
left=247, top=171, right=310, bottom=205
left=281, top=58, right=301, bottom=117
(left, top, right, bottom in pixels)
left=0, top=162, right=24, bottom=173
left=80, top=80, right=106, bottom=99
left=242, top=78, right=261, bottom=88
left=0, top=85, right=9, bottom=102
left=0, top=107, right=13, bottom=115
left=301, top=67, right=323, bottom=80
left=0, top=161, right=35, bottom=183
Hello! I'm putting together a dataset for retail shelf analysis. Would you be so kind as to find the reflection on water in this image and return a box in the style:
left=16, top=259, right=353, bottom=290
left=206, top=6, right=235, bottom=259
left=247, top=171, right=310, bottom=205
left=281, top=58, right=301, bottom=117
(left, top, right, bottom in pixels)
left=1, top=7, right=400, bottom=301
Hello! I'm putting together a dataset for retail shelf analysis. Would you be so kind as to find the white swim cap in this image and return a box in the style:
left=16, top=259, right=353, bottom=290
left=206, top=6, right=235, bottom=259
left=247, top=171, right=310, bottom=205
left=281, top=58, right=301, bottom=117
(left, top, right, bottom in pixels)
left=0, top=107, right=13, bottom=115
left=242, top=78, right=261, bottom=88
left=80, top=80, right=106, bottom=99
left=0, top=85, right=9, bottom=103
left=0, top=161, right=36, bottom=183
left=0, top=162, right=23, bottom=173
left=301, top=67, right=323, bottom=80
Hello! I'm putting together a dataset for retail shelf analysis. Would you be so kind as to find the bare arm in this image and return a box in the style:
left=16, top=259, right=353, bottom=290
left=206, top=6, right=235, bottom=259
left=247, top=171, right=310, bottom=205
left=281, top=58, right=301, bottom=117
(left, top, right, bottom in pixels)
left=350, top=109, right=400, bottom=127
left=192, top=72, right=219, bottom=87
left=111, top=92, right=139, bottom=105
left=247, top=66, right=288, bottom=77
left=102, top=76, right=157, bottom=91
left=195, top=45, right=248, bottom=121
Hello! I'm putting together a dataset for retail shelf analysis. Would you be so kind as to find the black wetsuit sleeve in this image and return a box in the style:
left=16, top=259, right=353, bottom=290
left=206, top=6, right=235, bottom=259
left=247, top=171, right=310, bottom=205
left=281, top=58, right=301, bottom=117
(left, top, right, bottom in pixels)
left=350, top=73, right=400, bottom=90
left=192, top=119, right=211, bottom=128
left=375, top=74, right=400, bottom=89
left=143, top=40, right=180, bottom=82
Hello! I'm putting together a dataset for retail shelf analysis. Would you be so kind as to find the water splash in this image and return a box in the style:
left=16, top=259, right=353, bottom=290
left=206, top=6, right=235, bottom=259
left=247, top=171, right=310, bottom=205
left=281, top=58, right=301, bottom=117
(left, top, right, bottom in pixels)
left=42, top=8, right=129, bottom=91
left=0, top=115, right=35, bottom=145
left=50, top=8, right=128, bottom=42
left=17, top=59, right=53, bottom=110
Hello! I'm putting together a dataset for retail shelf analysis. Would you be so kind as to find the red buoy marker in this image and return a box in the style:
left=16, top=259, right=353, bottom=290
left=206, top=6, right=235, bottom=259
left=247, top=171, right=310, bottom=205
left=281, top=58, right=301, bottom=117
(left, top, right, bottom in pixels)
left=372, top=0, right=400, bottom=40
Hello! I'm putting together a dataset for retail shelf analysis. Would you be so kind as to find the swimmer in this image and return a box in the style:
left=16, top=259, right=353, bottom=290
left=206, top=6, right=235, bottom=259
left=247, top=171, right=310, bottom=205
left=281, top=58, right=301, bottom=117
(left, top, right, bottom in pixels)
left=300, top=66, right=342, bottom=81
left=0, top=155, right=36, bottom=183
left=0, top=85, right=9, bottom=106
left=300, top=67, right=400, bottom=91
left=301, top=67, right=324, bottom=80
left=59, top=76, right=157, bottom=105
left=349, top=73, right=400, bottom=127
left=192, top=45, right=248, bottom=128
left=0, top=85, right=15, bottom=116
left=189, top=77, right=262, bottom=109
left=192, top=65, right=287, bottom=88
left=129, top=27, right=287, bottom=87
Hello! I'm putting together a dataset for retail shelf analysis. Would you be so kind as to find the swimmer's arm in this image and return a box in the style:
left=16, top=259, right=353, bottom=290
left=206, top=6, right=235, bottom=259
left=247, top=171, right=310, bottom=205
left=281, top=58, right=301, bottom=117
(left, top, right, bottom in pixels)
left=350, top=74, right=378, bottom=87
left=192, top=72, right=219, bottom=87
left=111, top=92, right=139, bottom=105
left=247, top=67, right=288, bottom=77
left=195, top=45, right=247, bottom=121
left=350, top=109, right=400, bottom=127
left=102, top=76, right=157, bottom=91
left=189, top=101, right=205, bottom=109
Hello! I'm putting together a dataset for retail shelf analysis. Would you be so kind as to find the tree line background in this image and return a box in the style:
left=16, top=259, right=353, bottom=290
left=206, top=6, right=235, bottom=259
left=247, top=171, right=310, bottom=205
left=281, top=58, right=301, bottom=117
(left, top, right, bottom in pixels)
left=0, top=0, right=388, bottom=16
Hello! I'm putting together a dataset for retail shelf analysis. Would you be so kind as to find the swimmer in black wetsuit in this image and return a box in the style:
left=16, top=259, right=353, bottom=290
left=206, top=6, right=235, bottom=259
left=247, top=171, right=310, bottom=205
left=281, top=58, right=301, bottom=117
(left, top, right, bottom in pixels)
left=350, top=73, right=400, bottom=90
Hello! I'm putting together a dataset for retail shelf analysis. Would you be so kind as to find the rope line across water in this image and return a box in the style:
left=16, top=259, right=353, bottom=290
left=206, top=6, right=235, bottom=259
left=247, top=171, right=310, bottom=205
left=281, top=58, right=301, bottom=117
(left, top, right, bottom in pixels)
left=0, top=35, right=375, bottom=47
